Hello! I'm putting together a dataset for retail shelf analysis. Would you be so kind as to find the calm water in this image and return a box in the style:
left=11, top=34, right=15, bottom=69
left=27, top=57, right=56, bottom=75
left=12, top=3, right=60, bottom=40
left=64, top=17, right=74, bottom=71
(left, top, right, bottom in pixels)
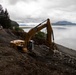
left=53, top=25, right=76, bottom=50
left=22, top=25, right=76, bottom=50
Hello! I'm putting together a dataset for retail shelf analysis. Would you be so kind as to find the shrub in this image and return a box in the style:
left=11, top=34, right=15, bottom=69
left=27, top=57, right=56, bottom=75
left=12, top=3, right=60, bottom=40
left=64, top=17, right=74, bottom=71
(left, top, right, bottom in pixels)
left=35, top=31, right=46, bottom=39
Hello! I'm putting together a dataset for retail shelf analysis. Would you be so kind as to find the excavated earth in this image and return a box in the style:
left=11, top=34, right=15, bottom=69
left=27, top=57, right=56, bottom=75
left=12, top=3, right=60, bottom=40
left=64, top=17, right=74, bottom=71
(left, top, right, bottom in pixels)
left=0, top=29, right=76, bottom=75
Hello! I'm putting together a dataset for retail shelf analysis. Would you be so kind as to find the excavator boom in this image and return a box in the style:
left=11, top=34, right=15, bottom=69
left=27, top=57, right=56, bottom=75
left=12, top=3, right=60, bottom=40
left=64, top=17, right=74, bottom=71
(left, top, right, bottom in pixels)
left=24, top=19, right=54, bottom=50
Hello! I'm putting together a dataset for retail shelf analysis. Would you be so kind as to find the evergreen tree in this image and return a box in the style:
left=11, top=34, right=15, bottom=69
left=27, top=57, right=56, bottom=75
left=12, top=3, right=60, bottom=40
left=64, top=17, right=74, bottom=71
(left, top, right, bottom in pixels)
left=0, top=4, right=3, bottom=13
left=0, top=4, right=19, bottom=29
left=0, top=5, right=11, bottom=28
left=4, top=9, right=9, bottom=17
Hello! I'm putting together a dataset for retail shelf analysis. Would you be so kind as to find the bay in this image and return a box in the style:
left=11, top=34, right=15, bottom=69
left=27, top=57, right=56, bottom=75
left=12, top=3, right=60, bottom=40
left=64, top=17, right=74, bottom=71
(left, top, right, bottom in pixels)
left=20, top=25, right=76, bottom=50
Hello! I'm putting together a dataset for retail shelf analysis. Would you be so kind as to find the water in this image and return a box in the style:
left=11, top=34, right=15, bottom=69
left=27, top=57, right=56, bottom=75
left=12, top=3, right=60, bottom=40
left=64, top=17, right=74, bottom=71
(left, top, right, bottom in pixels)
left=20, top=25, right=76, bottom=50
left=53, top=25, right=76, bottom=50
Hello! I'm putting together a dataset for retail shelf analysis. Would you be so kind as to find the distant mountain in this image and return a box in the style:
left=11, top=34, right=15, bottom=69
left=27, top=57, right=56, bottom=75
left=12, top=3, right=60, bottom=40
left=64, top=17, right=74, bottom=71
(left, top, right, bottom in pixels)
left=52, top=21, right=76, bottom=25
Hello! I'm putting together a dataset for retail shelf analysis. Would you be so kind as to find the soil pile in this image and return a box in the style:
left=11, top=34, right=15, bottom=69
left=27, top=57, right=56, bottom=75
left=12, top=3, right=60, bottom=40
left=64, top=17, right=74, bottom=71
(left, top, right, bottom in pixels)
left=0, top=29, right=76, bottom=75
left=0, top=29, right=17, bottom=44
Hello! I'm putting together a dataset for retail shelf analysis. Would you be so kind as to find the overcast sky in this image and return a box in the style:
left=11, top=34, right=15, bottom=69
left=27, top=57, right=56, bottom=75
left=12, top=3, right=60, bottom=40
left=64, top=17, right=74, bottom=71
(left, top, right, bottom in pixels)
left=0, top=0, right=76, bottom=23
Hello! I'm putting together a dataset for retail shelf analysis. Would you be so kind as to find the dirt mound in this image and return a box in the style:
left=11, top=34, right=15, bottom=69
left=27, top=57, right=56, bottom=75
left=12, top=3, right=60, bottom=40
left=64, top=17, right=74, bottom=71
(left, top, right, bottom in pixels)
left=0, top=29, right=17, bottom=44
left=0, top=29, right=76, bottom=75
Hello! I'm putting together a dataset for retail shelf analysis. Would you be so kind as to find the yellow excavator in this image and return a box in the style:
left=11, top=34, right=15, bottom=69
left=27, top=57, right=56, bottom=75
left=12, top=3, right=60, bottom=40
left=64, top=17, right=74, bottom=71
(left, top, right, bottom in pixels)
left=10, top=18, right=56, bottom=52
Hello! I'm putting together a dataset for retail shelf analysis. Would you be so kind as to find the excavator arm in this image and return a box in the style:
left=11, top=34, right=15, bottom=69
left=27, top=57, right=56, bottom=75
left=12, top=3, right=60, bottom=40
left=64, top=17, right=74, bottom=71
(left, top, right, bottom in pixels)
left=24, top=19, right=54, bottom=50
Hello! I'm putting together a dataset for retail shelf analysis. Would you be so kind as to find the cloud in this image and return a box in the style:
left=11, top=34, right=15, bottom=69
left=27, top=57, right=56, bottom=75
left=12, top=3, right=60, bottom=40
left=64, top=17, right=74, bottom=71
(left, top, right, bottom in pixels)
left=8, top=0, right=19, bottom=5
left=6, top=0, right=38, bottom=5
left=0, top=0, right=76, bottom=23
left=0, top=0, right=2, bottom=2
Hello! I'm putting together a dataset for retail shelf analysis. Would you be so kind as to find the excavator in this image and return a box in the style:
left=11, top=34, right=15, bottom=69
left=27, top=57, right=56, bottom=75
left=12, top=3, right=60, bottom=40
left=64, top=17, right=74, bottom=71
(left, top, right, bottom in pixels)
left=10, top=18, right=56, bottom=53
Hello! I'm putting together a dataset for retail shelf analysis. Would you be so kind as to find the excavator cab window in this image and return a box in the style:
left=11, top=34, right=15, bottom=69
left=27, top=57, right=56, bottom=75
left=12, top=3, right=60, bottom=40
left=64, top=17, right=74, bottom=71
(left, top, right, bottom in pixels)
left=28, top=40, right=34, bottom=51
